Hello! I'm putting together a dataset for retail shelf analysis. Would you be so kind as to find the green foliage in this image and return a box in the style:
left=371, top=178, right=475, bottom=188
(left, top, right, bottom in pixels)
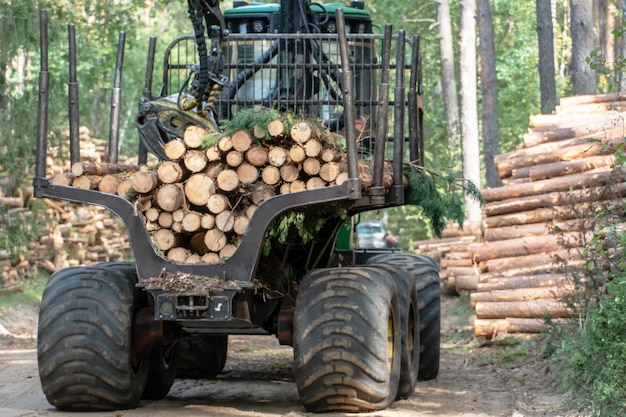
left=404, top=162, right=484, bottom=237
left=556, top=278, right=626, bottom=416
left=263, top=206, right=347, bottom=256
left=0, top=202, right=50, bottom=265
left=221, top=107, right=285, bottom=138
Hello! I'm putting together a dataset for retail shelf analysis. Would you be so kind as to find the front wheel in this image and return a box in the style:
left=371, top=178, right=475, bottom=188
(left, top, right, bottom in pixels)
left=293, top=266, right=401, bottom=412
left=37, top=264, right=149, bottom=411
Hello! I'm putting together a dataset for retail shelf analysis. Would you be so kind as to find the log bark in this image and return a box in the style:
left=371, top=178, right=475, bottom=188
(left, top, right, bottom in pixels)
left=473, top=232, right=591, bottom=262
left=470, top=286, right=572, bottom=307
left=477, top=274, right=571, bottom=292
left=512, top=154, right=616, bottom=181
left=481, top=167, right=626, bottom=203
left=484, top=219, right=590, bottom=241
left=482, top=248, right=583, bottom=273
left=485, top=183, right=626, bottom=216
left=474, top=300, right=572, bottom=319
left=474, top=318, right=552, bottom=338
left=0, top=196, right=23, bottom=208
left=71, top=161, right=140, bottom=177
left=523, top=113, right=626, bottom=147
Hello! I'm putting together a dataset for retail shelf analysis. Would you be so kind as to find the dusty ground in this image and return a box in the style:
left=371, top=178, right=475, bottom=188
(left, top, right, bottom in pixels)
left=0, top=295, right=586, bottom=417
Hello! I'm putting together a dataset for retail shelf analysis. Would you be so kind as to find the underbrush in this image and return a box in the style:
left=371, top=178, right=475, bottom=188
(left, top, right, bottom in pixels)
left=545, top=187, right=626, bottom=417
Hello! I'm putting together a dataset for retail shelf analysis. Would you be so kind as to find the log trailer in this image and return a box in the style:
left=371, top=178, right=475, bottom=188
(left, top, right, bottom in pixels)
left=33, top=0, right=441, bottom=412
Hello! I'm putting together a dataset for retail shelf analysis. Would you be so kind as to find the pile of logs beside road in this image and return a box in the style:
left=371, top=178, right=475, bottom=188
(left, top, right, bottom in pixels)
left=0, top=127, right=132, bottom=293
left=437, top=93, right=626, bottom=338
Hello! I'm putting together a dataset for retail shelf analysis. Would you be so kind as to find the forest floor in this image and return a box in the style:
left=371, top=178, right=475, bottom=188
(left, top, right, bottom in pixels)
left=0, top=291, right=587, bottom=417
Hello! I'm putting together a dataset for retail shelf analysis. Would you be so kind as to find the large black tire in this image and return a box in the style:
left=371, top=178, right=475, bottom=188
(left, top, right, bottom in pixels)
left=293, top=266, right=401, bottom=412
left=94, top=262, right=180, bottom=400
left=37, top=264, right=149, bottom=411
left=365, top=262, right=420, bottom=399
left=367, top=253, right=441, bottom=381
left=176, top=335, right=228, bottom=379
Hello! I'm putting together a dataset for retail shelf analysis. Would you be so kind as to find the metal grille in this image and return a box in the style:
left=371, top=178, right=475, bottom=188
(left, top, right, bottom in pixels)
left=162, top=32, right=412, bottom=137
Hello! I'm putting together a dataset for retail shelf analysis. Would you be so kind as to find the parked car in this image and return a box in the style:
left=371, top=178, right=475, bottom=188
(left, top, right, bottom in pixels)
left=356, top=221, right=388, bottom=249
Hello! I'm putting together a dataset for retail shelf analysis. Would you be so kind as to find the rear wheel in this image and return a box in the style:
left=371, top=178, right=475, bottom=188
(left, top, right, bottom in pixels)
left=37, top=264, right=149, bottom=411
left=98, top=262, right=180, bottom=399
left=367, top=253, right=441, bottom=381
left=293, top=266, right=401, bottom=412
left=366, top=262, right=420, bottom=399
left=176, top=335, right=228, bottom=379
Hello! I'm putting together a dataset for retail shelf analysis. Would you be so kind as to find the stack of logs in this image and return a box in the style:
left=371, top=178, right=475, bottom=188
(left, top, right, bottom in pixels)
left=0, top=127, right=132, bottom=293
left=436, top=92, right=626, bottom=338
left=51, top=118, right=390, bottom=264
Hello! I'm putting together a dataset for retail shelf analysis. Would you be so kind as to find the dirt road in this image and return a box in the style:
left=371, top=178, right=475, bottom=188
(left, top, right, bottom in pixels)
left=0, top=296, right=585, bottom=417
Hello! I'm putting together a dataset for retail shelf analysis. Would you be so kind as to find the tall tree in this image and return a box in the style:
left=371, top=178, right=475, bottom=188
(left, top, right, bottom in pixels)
left=436, top=0, right=461, bottom=161
left=536, top=0, right=557, bottom=113
left=459, top=0, right=482, bottom=224
left=477, top=0, right=501, bottom=188
left=618, top=0, right=626, bottom=91
left=570, top=0, right=597, bottom=94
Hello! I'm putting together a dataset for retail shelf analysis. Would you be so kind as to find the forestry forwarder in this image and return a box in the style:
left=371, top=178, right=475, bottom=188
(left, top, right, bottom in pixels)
left=33, top=0, right=441, bottom=412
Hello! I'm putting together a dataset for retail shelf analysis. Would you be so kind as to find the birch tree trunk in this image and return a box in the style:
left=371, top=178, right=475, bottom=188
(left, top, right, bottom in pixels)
left=570, top=0, right=597, bottom=94
left=460, top=0, right=483, bottom=224
left=436, top=0, right=461, bottom=160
